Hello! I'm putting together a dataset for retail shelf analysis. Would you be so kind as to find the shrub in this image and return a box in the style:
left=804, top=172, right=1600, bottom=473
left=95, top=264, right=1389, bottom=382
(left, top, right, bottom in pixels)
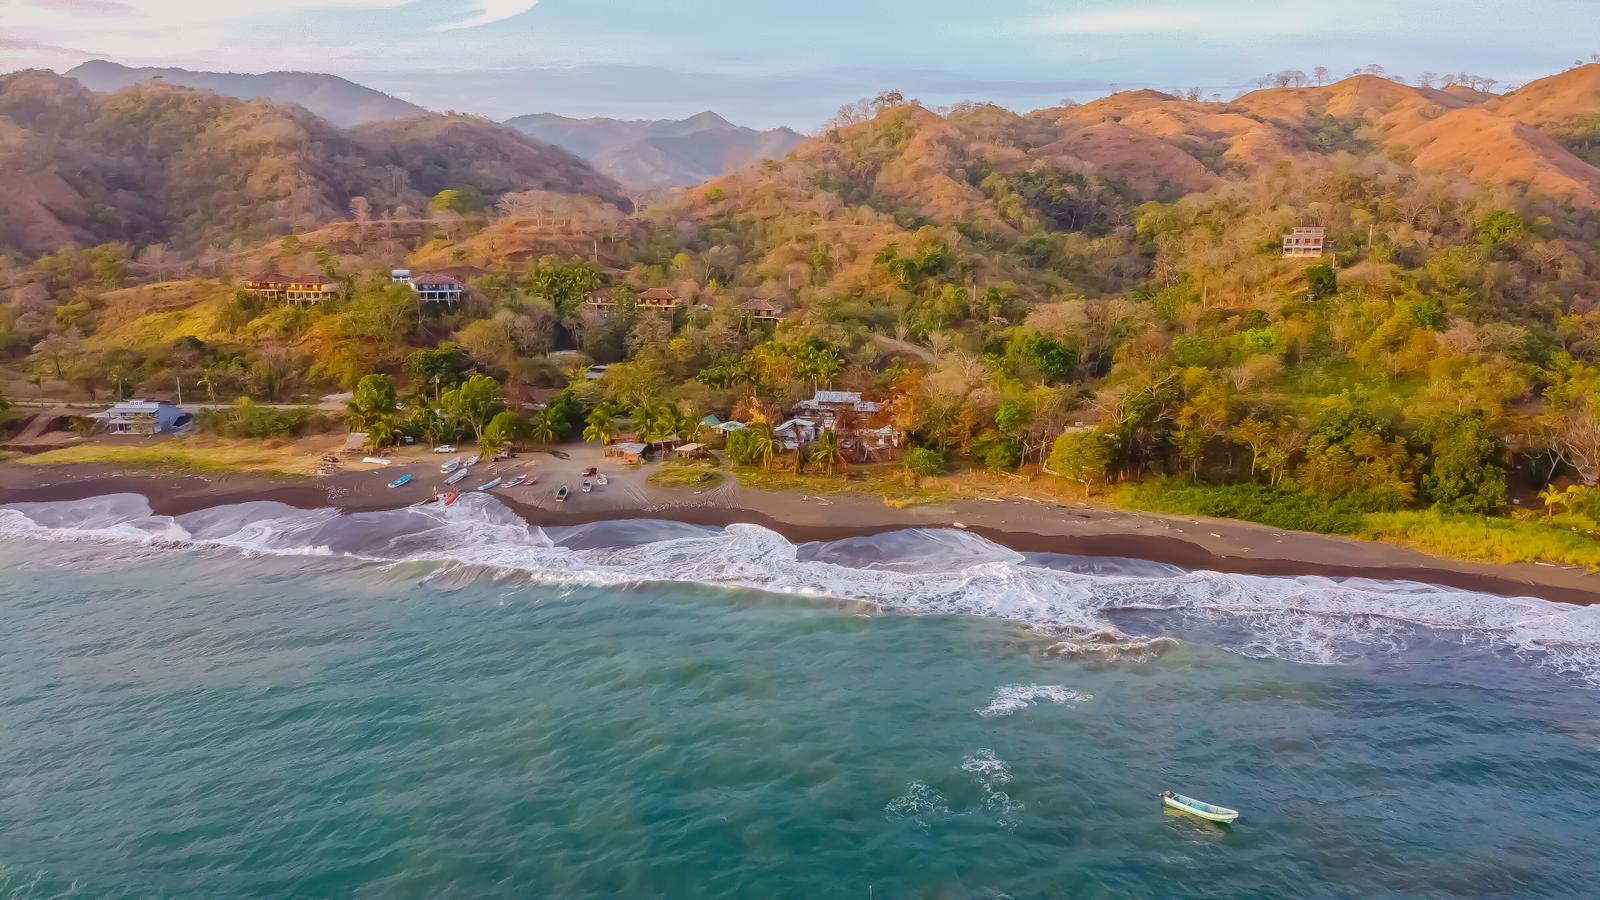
left=904, top=447, right=946, bottom=479
left=195, top=398, right=310, bottom=438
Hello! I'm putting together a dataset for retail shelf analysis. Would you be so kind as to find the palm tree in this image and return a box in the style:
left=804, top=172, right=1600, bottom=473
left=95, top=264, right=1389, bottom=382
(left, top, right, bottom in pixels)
left=530, top=411, right=563, bottom=446
left=583, top=408, right=617, bottom=446
left=670, top=407, right=701, bottom=445
left=746, top=422, right=779, bottom=471
left=809, top=428, right=846, bottom=476
left=364, top=417, right=398, bottom=451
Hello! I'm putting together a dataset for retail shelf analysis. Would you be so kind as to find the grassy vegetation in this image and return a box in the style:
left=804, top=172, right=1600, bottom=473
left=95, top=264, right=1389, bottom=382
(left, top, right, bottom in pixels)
left=16, top=438, right=314, bottom=477
left=648, top=460, right=725, bottom=488
left=1115, top=479, right=1600, bottom=569
left=733, top=465, right=962, bottom=505
left=1114, top=480, right=1370, bottom=534
left=1361, top=511, right=1600, bottom=570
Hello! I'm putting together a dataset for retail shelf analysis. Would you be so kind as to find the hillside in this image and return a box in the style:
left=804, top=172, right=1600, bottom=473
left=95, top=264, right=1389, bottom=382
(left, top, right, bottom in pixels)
left=66, top=60, right=424, bottom=127
left=504, top=111, right=804, bottom=189
left=0, top=71, right=624, bottom=256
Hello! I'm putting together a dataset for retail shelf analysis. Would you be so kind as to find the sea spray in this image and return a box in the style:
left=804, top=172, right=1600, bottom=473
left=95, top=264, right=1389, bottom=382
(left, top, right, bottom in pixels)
left=977, top=684, right=1093, bottom=718
left=4, top=493, right=1600, bottom=685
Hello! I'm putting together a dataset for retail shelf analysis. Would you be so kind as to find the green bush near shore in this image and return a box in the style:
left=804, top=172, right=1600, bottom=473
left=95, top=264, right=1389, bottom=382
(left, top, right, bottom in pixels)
left=1113, top=480, right=1371, bottom=535
left=1361, top=510, right=1600, bottom=570
left=1115, top=479, right=1600, bottom=569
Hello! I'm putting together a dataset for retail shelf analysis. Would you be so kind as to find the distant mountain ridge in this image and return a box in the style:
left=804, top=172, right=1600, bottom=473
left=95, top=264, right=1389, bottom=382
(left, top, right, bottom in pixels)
left=504, top=111, right=805, bottom=189
left=65, top=59, right=425, bottom=128
left=0, top=70, right=624, bottom=255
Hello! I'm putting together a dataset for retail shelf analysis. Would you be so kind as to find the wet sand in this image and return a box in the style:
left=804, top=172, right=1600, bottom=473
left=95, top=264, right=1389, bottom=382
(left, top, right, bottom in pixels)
left=3, top=454, right=1599, bottom=605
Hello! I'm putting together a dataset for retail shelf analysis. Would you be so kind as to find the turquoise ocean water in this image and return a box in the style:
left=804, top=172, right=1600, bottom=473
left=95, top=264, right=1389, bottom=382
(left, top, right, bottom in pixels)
left=1, top=494, right=1598, bottom=898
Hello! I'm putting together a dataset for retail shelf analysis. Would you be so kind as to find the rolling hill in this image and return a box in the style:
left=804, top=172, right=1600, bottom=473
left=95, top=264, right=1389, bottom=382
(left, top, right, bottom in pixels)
left=504, top=111, right=804, bottom=189
left=65, top=59, right=424, bottom=128
left=0, top=70, right=624, bottom=256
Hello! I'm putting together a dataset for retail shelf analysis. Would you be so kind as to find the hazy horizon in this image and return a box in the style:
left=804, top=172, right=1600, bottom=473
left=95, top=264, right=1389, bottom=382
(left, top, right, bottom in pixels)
left=4, top=0, right=1594, bottom=129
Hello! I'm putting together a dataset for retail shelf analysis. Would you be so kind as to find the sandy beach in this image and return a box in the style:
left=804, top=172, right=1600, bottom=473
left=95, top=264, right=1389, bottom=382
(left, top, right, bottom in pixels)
left=4, top=442, right=1599, bottom=605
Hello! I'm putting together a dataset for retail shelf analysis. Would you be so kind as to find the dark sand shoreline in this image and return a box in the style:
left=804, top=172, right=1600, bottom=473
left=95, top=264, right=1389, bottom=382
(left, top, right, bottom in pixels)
left=5, top=460, right=1600, bottom=605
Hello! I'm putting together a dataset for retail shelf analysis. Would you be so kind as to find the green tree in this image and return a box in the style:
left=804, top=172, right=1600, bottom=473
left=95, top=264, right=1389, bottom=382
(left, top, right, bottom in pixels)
left=583, top=407, right=618, bottom=446
left=1475, top=210, right=1527, bottom=251
left=529, top=407, right=569, bottom=446
left=525, top=258, right=602, bottom=317
left=482, top=410, right=528, bottom=456
left=904, top=447, right=946, bottom=480
left=809, top=428, right=846, bottom=475
left=404, top=343, right=474, bottom=401
left=347, top=374, right=399, bottom=432
left=1048, top=429, right=1113, bottom=496
left=1416, top=411, right=1507, bottom=514
left=1306, top=263, right=1337, bottom=299
left=429, top=187, right=486, bottom=215
left=440, top=374, right=504, bottom=442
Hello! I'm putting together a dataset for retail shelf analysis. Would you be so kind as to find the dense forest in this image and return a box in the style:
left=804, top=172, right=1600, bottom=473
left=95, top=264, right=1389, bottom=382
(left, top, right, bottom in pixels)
left=9, top=63, right=1600, bottom=563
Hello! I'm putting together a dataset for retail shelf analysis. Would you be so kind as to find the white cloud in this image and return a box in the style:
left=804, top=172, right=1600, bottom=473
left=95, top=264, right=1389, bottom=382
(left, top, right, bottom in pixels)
left=437, top=0, right=541, bottom=30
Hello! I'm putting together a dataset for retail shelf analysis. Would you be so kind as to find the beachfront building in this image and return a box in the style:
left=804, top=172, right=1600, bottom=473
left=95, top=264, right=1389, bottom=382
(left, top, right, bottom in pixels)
left=608, top=441, right=649, bottom=464
left=793, top=390, right=883, bottom=428
left=1282, top=227, right=1327, bottom=258
left=787, top=390, right=903, bottom=461
left=738, top=298, right=787, bottom=325
left=96, top=400, right=188, bottom=436
left=244, top=274, right=339, bottom=304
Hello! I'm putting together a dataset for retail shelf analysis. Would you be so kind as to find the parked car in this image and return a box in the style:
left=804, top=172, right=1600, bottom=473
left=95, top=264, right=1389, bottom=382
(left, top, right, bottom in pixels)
left=433, top=445, right=457, bottom=454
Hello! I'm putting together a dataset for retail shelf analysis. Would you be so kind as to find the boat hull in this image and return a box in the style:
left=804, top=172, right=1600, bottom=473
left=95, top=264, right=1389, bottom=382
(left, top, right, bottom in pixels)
left=1163, top=794, right=1238, bottom=823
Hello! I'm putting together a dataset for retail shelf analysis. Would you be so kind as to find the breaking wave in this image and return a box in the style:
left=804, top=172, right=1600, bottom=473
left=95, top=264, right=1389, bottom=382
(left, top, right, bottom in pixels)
left=3, top=492, right=1600, bottom=685
left=977, top=684, right=1094, bottom=718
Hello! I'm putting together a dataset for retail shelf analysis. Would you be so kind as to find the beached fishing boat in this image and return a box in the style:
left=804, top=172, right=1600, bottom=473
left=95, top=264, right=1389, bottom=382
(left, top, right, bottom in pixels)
left=464, top=454, right=480, bottom=467
left=581, top=480, right=593, bottom=493
left=556, top=485, right=569, bottom=502
left=477, top=477, right=503, bottom=492
left=1162, top=791, right=1238, bottom=823
left=388, top=474, right=412, bottom=489
left=595, top=473, right=608, bottom=486
left=526, top=475, right=540, bottom=486
left=443, top=490, right=461, bottom=506
left=440, top=456, right=462, bottom=474
left=443, top=468, right=469, bottom=486
left=362, top=456, right=392, bottom=467
left=503, top=474, right=528, bottom=489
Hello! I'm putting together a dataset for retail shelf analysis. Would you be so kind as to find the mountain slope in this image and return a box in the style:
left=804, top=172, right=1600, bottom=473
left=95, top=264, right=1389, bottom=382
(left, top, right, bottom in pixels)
left=65, top=59, right=424, bottom=127
left=504, top=111, right=804, bottom=189
left=0, top=70, right=623, bottom=255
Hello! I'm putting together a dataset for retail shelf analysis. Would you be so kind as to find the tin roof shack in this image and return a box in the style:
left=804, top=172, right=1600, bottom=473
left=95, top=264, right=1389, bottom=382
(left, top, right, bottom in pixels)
left=608, top=441, right=649, bottom=464
left=97, top=400, right=188, bottom=436
left=789, top=391, right=902, bottom=461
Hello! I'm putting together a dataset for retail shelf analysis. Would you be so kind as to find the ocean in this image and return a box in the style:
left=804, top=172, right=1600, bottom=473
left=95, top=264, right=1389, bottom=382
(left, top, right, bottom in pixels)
left=1, top=493, right=1598, bottom=898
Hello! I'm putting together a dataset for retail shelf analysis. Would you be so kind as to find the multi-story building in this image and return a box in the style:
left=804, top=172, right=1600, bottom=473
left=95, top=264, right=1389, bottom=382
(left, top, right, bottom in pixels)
left=1282, top=226, right=1327, bottom=258
left=244, top=274, right=339, bottom=304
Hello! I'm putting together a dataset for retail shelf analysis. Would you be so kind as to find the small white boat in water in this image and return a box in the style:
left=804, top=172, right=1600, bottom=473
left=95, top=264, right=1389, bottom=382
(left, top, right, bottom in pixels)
left=1162, top=791, right=1238, bottom=823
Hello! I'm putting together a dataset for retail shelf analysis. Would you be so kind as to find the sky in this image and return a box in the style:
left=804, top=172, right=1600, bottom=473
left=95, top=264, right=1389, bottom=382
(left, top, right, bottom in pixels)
left=1, top=0, right=1594, bottom=129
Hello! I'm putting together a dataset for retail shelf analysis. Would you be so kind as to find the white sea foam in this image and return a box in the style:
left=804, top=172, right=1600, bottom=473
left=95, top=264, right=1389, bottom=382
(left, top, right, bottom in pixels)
left=5, top=493, right=1600, bottom=685
left=978, top=684, right=1094, bottom=718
